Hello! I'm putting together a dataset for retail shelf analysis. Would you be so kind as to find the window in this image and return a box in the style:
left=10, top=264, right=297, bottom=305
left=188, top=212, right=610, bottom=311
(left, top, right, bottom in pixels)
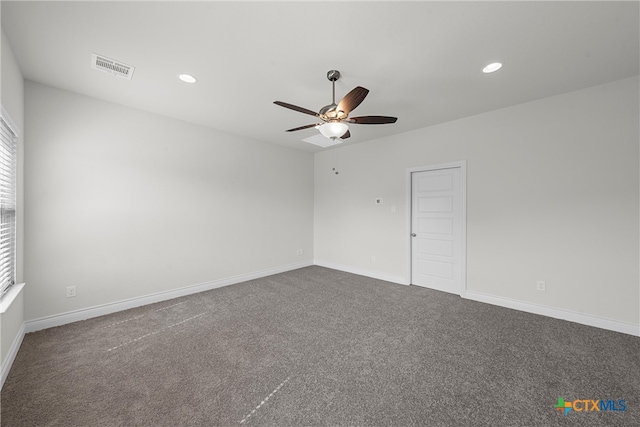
left=0, top=110, right=17, bottom=299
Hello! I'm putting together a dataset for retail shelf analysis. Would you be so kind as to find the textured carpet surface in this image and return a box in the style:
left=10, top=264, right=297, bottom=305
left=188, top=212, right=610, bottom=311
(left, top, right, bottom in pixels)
left=1, top=266, right=639, bottom=426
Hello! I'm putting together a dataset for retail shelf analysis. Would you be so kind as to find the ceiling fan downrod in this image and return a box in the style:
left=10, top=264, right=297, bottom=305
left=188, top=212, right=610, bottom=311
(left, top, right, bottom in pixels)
left=321, top=70, right=341, bottom=119
left=327, top=69, right=340, bottom=105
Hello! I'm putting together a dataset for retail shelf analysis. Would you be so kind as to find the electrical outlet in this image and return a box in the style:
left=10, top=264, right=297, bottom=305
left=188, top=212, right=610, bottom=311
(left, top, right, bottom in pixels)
left=66, top=286, right=77, bottom=298
left=536, top=281, right=546, bottom=292
left=296, top=249, right=304, bottom=256
left=371, top=255, right=376, bottom=264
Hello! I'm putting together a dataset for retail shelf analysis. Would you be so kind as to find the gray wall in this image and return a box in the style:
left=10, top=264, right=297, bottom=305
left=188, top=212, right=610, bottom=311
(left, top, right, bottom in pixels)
left=24, top=82, right=314, bottom=321
left=314, top=76, right=639, bottom=325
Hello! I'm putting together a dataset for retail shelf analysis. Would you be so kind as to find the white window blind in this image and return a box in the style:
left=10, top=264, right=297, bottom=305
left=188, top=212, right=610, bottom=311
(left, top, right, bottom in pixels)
left=0, top=115, right=17, bottom=299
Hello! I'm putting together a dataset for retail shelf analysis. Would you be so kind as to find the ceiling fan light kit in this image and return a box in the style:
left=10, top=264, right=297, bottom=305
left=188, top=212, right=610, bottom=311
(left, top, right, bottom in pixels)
left=319, top=122, right=349, bottom=140
left=274, top=69, right=397, bottom=144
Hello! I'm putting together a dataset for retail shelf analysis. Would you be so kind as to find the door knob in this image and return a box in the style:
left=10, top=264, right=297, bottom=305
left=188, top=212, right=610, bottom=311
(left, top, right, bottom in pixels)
left=411, top=233, right=417, bottom=237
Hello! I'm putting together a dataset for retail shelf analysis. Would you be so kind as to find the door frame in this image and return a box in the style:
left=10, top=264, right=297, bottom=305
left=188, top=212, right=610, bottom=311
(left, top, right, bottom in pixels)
left=405, top=161, right=467, bottom=296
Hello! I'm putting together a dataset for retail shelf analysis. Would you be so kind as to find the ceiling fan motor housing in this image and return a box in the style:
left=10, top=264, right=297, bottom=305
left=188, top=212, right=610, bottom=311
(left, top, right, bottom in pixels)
left=320, top=105, right=345, bottom=120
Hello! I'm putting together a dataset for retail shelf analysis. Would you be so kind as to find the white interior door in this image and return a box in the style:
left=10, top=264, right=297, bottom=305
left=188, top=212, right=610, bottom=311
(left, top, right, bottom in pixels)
left=411, top=167, right=463, bottom=294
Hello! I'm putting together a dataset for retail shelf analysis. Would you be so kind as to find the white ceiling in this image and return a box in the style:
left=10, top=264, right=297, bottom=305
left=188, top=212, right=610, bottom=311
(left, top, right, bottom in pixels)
left=2, top=1, right=638, bottom=152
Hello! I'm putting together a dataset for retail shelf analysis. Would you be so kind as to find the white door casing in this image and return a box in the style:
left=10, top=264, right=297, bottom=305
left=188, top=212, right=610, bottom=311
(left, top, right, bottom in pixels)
left=408, top=163, right=465, bottom=295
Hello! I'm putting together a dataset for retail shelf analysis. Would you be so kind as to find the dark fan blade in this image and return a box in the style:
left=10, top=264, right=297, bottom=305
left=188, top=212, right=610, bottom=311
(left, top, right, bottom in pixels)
left=286, top=123, right=322, bottom=132
left=274, top=101, right=319, bottom=117
left=348, top=116, right=398, bottom=124
left=337, top=86, right=369, bottom=114
left=340, top=130, right=351, bottom=139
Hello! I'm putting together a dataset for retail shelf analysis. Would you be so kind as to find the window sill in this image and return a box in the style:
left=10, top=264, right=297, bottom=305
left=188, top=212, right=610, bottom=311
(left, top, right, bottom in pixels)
left=0, top=283, right=25, bottom=314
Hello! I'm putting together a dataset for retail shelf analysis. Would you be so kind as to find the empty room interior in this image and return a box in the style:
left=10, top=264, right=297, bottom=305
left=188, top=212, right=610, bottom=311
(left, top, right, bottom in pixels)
left=1, top=1, right=639, bottom=426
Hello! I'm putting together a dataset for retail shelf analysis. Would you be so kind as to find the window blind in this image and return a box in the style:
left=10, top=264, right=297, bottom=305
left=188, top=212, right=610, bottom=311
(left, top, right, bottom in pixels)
left=0, top=116, right=17, bottom=299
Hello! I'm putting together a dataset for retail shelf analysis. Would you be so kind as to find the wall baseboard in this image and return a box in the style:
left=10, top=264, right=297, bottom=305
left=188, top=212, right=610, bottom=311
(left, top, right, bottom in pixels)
left=24, top=260, right=313, bottom=333
left=1, top=321, right=25, bottom=390
left=312, top=261, right=638, bottom=336
left=15, top=260, right=639, bottom=359
left=314, top=259, right=408, bottom=286
left=464, top=290, right=639, bottom=337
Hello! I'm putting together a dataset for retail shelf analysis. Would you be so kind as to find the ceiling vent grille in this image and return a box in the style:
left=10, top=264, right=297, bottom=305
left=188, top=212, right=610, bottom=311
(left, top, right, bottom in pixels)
left=91, top=53, right=135, bottom=80
left=302, top=134, right=344, bottom=148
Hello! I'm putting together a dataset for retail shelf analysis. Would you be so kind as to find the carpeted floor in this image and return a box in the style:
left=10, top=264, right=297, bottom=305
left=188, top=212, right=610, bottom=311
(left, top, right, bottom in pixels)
left=1, top=266, right=639, bottom=426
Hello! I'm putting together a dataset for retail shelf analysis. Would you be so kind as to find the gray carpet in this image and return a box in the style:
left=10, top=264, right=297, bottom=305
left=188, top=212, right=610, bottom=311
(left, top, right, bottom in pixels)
left=1, top=266, right=639, bottom=426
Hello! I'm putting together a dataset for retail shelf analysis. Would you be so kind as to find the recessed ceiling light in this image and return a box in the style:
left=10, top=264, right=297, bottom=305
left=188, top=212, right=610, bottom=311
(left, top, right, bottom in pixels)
left=482, top=62, right=503, bottom=73
left=178, top=74, right=197, bottom=83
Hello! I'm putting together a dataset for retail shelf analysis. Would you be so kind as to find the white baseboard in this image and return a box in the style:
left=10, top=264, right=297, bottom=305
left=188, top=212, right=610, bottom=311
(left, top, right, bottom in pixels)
left=1, top=321, right=25, bottom=390
left=464, top=290, right=640, bottom=337
left=313, top=261, right=638, bottom=337
left=18, top=259, right=640, bottom=341
left=24, top=260, right=313, bottom=333
left=314, top=259, right=408, bottom=285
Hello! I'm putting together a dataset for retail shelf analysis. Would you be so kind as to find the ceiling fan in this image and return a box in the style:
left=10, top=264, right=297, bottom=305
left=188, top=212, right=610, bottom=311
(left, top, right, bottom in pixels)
left=274, top=70, right=397, bottom=141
